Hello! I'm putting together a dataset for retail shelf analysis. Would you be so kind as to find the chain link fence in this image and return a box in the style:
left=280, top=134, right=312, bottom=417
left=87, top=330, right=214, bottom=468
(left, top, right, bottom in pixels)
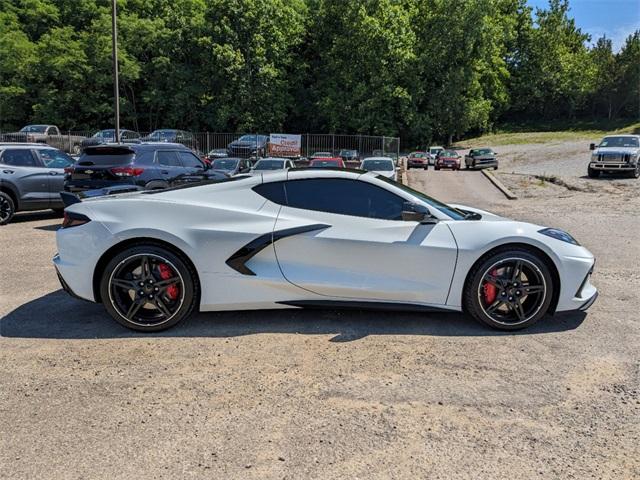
left=0, top=129, right=400, bottom=162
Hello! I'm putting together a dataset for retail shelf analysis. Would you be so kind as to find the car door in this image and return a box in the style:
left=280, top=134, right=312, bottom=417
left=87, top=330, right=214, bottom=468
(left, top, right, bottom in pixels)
left=175, top=150, right=208, bottom=184
left=0, top=148, right=52, bottom=208
left=36, top=148, right=75, bottom=205
left=269, top=177, right=458, bottom=305
left=155, top=150, right=183, bottom=186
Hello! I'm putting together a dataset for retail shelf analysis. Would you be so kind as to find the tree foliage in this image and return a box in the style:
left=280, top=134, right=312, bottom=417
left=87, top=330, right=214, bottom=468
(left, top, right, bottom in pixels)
left=0, top=0, right=637, bottom=145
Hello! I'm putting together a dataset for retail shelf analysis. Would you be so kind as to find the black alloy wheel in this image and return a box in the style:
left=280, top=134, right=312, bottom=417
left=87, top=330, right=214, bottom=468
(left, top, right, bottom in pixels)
left=100, top=245, right=198, bottom=331
left=0, top=191, right=15, bottom=225
left=464, top=248, right=553, bottom=330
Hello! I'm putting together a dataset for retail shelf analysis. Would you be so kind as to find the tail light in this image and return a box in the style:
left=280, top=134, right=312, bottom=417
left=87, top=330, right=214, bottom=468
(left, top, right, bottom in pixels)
left=62, top=211, right=91, bottom=229
left=64, top=166, right=74, bottom=174
left=110, top=166, right=144, bottom=177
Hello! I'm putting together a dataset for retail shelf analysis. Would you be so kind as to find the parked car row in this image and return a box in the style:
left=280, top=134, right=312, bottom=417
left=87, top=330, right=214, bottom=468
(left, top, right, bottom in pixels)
left=407, top=146, right=498, bottom=171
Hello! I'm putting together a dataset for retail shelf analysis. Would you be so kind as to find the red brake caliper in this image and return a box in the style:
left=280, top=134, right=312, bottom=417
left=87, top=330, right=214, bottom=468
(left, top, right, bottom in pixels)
left=158, top=263, right=179, bottom=301
left=483, top=268, right=498, bottom=304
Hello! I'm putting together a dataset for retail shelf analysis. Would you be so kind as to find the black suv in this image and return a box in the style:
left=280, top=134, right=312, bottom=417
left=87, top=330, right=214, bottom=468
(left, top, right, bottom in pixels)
left=64, top=143, right=227, bottom=193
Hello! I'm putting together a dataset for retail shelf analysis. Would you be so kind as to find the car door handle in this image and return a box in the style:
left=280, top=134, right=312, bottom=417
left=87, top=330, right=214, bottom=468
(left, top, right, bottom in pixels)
left=49, top=171, right=58, bottom=175
left=2, top=169, right=14, bottom=174
left=161, top=170, right=169, bottom=174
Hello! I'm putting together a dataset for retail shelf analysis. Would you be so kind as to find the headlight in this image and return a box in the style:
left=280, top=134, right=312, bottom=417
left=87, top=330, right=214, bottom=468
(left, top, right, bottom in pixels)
left=539, top=227, right=580, bottom=245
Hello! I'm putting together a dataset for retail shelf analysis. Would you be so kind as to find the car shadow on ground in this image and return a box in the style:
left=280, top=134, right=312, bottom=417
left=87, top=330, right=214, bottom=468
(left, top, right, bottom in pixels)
left=1, top=290, right=586, bottom=342
left=9, top=210, right=61, bottom=224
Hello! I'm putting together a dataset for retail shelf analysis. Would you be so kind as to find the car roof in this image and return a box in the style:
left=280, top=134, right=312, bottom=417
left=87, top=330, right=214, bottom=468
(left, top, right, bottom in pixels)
left=0, top=143, right=63, bottom=150
left=361, top=156, right=393, bottom=161
left=602, top=134, right=640, bottom=138
left=83, top=142, right=190, bottom=154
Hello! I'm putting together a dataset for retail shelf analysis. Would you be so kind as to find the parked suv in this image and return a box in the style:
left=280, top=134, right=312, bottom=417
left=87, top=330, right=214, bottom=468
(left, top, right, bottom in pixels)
left=588, top=135, right=640, bottom=178
left=64, top=143, right=227, bottom=193
left=227, top=134, right=269, bottom=157
left=0, top=144, right=75, bottom=224
left=80, top=129, right=141, bottom=151
left=140, top=129, right=198, bottom=151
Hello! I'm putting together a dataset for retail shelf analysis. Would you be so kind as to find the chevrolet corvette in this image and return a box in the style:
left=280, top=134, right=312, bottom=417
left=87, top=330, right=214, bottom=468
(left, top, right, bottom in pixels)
left=54, top=169, right=597, bottom=332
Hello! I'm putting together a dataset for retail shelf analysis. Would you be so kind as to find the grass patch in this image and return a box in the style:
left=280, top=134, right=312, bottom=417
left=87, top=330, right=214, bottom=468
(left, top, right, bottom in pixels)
left=455, top=120, right=640, bottom=147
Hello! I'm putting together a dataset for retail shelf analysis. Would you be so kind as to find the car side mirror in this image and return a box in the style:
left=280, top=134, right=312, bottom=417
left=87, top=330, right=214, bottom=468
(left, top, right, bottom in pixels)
left=402, top=202, right=437, bottom=223
left=589, top=143, right=596, bottom=151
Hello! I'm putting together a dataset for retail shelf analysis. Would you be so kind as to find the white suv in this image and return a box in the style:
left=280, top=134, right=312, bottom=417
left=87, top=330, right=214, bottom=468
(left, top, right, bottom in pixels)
left=588, top=135, right=640, bottom=179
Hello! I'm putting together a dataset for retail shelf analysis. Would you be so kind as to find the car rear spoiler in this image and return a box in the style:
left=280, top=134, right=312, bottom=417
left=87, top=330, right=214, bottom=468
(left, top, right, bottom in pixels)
left=59, top=185, right=143, bottom=207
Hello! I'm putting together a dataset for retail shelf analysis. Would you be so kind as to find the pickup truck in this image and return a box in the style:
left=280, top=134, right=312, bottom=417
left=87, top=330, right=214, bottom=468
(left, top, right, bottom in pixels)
left=0, top=125, right=86, bottom=154
left=588, top=134, right=640, bottom=179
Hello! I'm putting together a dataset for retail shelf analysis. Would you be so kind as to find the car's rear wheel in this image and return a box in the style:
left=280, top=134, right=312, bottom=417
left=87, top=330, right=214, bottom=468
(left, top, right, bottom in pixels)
left=100, top=245, right=198, bottom=332
left=463, top=248, right=553, bottom=330
left=0, top=191, right=16, bottom=225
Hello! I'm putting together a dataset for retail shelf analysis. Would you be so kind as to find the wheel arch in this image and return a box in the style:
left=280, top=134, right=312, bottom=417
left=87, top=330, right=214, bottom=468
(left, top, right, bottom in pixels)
left=92, top=237, right=201, bottom=304
left=461, top=242, right=561, bottom=314
left=0, top=182, right=20, bottom=210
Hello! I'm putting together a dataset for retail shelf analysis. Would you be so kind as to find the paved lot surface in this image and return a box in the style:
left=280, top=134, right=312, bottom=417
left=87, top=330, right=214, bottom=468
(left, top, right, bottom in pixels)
left=405, top=168, right=507, bottom=206
left=1, top=162, right=639, bottom=479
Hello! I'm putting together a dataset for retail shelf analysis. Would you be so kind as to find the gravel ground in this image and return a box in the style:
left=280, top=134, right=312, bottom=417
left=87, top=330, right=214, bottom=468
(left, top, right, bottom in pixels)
left=1, top=149, right=639, bottom=479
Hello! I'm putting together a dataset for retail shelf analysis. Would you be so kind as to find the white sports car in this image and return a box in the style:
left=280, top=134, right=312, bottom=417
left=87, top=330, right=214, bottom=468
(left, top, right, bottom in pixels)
left=54, top=169, right=597, bottom=332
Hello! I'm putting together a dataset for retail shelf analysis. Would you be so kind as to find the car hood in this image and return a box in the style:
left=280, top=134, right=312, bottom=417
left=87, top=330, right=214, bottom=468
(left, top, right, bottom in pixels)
left=370, top=170, right=395, bottom=178
left=595, top=146, right=638, bottom=154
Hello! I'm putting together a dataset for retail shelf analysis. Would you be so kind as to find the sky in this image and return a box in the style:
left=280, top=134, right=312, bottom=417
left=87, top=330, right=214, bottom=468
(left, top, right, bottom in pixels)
left=527, top=0, right=640, bottom=51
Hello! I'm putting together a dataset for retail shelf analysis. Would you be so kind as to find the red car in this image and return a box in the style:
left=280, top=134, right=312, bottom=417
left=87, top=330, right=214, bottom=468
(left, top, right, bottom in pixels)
left=435, top=150, right=461, bottom=170
left=308, top=157, right=345, bottom=168
left=407, top=151, right=429, bottom=170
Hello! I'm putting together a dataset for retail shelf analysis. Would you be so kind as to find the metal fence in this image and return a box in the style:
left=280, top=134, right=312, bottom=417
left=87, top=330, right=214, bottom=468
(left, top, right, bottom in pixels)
left=0, top=129, right=400, bottom=160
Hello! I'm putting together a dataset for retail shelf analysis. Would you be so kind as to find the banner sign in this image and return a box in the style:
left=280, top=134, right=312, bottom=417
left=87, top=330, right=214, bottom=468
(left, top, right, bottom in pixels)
left=269, top=133, right=301, bottom=157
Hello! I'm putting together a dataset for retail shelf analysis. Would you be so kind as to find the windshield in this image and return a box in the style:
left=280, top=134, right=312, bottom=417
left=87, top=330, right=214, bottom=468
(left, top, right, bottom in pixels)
left=361, top=159, right=393, bottom=171
left=339, top=150, right=355, bottom=155
left=312, top=152, right=332, bottom=157
left=440, top=150, right=458, bottom=157
left=253, top=159, right=285, bottom=170
left=212, top=159, right=239, bottom=170
left=20, top=125, right=47, bottom=133
left=375, top=175, right=466, bottom=220
left=148, top=130, right=176, bottom=140
left=472, top=148, right=493, bottom=155
left=599, top=136, right=639, bottom=148
left=310, top=159, right=341, bottom=167
left=93, top=130, right=115, bottom=139
left=410, top=152, right=426, bottom=158
left=238, top=135, right=266, bottom=142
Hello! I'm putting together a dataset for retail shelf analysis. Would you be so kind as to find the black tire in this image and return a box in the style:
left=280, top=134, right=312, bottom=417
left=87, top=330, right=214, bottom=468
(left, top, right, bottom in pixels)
left=630, top=164, right=640, bottom=179
left=0, top=191, right=16, bottom=225
left=424, top=165, right=428, bottom=170
left=493, top=165, right=498, bottom=170
left=144, top=181, right=169, bottom=190
left=588, top=167, right=600, bottom=178
left=472, top=160, right=476, bottom=169
left=435, top=166, right=440, bottom=171
left=463, top=247, right=554, bottom=331
left=99, top=244, right=199, bottom=332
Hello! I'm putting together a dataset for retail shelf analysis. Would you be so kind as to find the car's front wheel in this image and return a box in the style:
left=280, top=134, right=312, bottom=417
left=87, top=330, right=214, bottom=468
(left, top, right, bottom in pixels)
left=588, top=167, right=600, bottom=178
left=463, top=248, right=554, bottom=330
left=100, top=245, right=198, bottom=332
left=0, top=191, right=16, bottom=225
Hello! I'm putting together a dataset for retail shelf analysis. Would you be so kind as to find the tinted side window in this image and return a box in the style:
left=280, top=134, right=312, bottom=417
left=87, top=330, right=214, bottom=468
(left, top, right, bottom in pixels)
left=1, top=149, right=39, bottom=167
left=285, top=178, right=404, bottom=220
left=39, top=149, right=73, bottom=168
left=156, top=151, right=181, bottom=167
left=253, top=182, right=287, bottom=205
left=177, top=151, right=203, bottom=168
